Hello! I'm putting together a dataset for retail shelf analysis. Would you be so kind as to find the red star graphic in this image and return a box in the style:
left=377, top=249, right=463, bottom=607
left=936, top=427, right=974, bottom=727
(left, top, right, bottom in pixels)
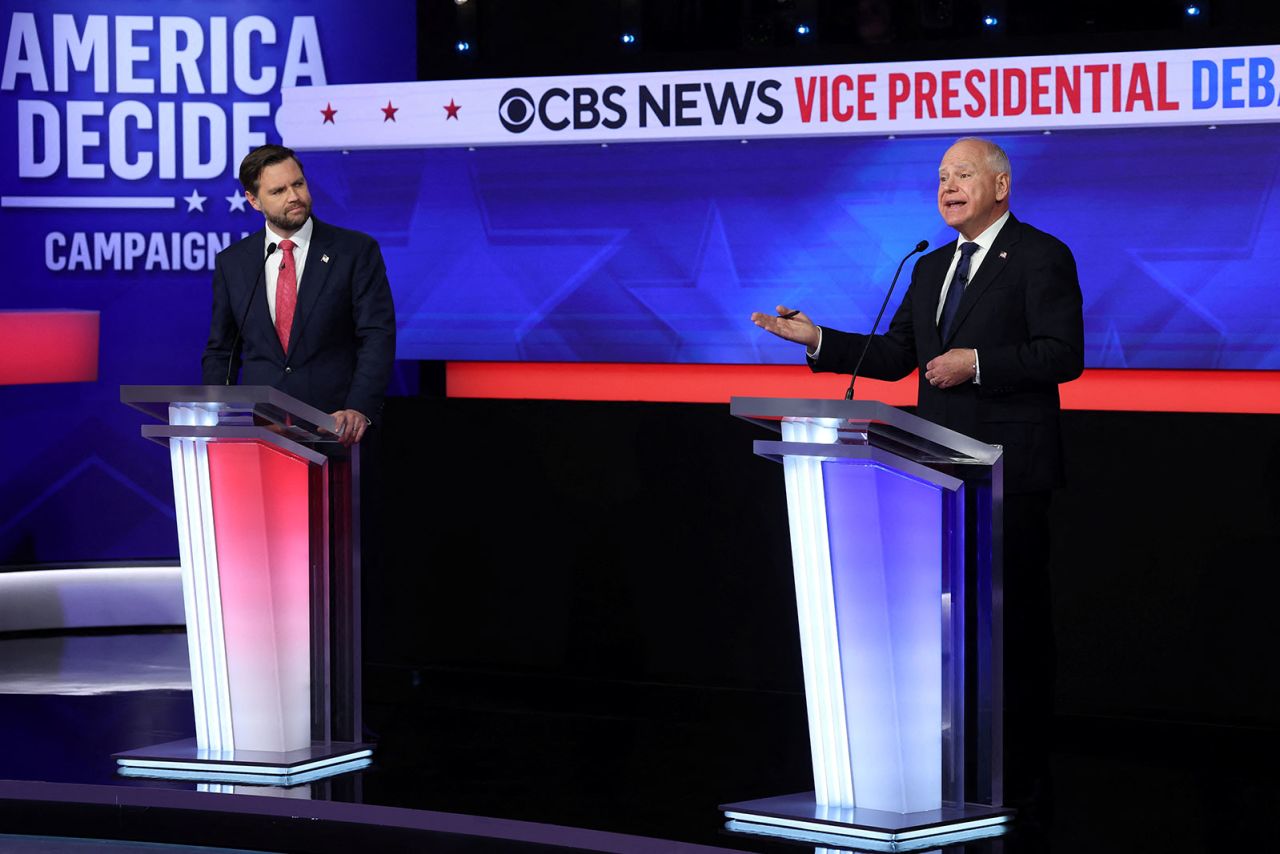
left=320, top=102, right=337, bottom=124
left=443, top=99, right=461, bottom=120
left=381, top=100, right=399, bottom=122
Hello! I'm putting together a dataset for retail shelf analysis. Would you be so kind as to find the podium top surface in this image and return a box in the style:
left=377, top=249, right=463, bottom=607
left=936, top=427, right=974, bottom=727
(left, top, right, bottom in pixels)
left=730, top=397, right=1001, bottom=468
left=121, top=385, right=339, bottom=444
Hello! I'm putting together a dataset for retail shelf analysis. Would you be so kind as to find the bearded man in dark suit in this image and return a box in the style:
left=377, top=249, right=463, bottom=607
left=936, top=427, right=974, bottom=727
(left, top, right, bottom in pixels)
left=202, top=144, right=396, bottom=446
left=753, top=136, right=1085, bottom=808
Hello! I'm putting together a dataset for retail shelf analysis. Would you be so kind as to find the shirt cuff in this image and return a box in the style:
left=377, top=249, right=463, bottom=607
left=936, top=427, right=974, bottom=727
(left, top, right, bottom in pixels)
left=806, top=327, right=823, bottom=360
left=973, top=349, right=981, bottom=385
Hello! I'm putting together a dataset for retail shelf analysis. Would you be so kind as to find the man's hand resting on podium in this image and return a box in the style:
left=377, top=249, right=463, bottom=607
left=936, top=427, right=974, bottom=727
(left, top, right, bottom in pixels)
left=329, top=409, right=370, bottom=447
left=751, top=305, right=820, bottom=351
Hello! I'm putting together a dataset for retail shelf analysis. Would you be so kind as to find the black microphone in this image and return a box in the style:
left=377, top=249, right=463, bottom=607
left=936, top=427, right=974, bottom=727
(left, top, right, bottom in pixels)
left=224, top=242, right=278, bottom=386
left=844, top=239, right=929, bottom=401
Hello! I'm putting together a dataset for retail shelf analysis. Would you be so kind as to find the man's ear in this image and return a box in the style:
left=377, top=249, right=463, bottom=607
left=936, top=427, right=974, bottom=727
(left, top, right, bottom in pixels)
left=996, top=173, right=1010, bottom=203
left=245, top=191, right=262, bottom=213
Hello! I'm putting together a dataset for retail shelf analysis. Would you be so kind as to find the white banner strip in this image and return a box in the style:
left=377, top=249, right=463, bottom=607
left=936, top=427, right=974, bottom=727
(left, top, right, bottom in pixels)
left=281, top=44, right=1280, bottom=150
left=1, top=196, right=176, bottom=209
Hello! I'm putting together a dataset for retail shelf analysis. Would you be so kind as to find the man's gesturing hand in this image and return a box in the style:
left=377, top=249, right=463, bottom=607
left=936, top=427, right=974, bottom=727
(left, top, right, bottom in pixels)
left=750, top=305, right=820, bottom=350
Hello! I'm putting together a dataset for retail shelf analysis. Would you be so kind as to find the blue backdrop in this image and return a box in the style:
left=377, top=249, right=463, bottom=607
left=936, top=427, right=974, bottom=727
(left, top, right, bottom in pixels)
left=2, top=6, right=1277, bottom=564
left=0, top=1, right=414, bottom=563
left=308, top=123, right=1279, bottom=369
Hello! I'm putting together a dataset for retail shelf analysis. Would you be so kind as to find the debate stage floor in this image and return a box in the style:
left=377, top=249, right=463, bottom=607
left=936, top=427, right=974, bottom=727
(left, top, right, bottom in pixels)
left=0, top=632, right=1274, bottom=853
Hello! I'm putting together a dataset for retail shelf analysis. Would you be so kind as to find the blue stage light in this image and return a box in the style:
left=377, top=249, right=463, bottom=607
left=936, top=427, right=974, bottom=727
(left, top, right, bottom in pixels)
left=1185, top=4, right=1201, bottom=15
left=455, top=40, right=470, bottom=53
left=983, top=15, right=999, bottom=27
left=621, top=33, right=636, bottom=44
left=796, top=24, right=812, bottom=36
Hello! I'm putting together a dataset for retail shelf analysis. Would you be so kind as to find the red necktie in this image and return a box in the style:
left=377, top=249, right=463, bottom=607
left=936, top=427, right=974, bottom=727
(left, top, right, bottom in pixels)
left=275, top=238, right=297, bottom=352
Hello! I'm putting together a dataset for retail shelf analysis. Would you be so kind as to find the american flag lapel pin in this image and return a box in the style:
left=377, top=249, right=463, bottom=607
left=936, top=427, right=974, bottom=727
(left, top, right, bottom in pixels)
left=999, top=251, right=1007, bottom=259
left=321, top=254, right=330, bottom=263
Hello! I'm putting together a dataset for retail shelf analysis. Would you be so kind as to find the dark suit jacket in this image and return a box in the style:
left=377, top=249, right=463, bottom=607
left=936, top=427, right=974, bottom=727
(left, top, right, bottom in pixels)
left=202, top=218, right=396, bottom=421
left=811, top=214, right=1084, bottom=493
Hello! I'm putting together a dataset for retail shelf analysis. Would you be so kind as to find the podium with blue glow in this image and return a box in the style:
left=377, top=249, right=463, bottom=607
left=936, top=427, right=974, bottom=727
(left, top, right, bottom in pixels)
left=115, top=386, right=372, bottom=786
left=723, top=398, right=1013, bottom=848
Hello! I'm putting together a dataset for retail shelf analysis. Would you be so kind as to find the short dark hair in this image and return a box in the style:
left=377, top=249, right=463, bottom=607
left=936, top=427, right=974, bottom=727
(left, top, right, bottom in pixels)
left=239, top=144, right=304, bottom=196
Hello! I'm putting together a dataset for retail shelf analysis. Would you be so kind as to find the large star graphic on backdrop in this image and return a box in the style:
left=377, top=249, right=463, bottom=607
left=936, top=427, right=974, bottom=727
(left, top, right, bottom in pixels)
left=0, top=438, right=177, bottom=573
left=389, top=155, right=630, bottom=361
left=1095, top=161, right=1280, bottom=370
left=834, top=176, right=952, bottom=330
left=320, top=102, right=337, bottom=123
left=381, top=100, right=399, bottom=122
left=184, top=189, right=207, bottom=212
left=443, top=99, right=461, bottom=120
left=624, top=203, right=787, bottom=362
left=225, top=189, right=247, bottom=213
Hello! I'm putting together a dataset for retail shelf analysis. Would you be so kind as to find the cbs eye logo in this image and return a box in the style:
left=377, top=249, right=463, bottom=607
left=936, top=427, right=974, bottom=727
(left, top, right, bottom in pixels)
left=498, top=88, right=536, bottom=133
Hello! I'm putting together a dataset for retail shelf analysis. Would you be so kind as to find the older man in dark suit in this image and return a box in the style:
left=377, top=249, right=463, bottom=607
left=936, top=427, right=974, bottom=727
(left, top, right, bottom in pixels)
left=202, top=144, right=396, bottom=446
left=753, top=136, right=1084, bottom=808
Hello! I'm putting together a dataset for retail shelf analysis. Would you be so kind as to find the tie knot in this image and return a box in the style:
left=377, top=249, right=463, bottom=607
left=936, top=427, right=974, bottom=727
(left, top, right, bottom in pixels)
left=279, top=239, right=295, bottom=252
left=959, top=241, right=980, bottom=257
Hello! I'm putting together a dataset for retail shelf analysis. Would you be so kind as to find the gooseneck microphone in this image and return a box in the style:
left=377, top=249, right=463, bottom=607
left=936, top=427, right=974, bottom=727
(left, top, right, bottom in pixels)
left=224, top=242, right=278, bottom=385
left=844, top=239, right=929, bottom=401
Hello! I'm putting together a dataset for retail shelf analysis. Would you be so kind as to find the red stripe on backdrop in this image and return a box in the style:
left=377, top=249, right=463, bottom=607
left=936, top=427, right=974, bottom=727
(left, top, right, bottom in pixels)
left=0, top=311, right=100, bottom=386
left=446, top=363, right=1280, bottom=414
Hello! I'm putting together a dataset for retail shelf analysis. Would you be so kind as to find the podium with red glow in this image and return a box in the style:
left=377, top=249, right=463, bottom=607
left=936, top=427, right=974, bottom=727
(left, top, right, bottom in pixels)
left=722, top=398, right=1013, bottom=847
left=116, top=386, right=371, bottom=785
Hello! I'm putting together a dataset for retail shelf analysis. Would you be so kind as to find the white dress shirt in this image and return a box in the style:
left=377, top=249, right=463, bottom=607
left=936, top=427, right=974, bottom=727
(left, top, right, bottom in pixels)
left=935, top=210, right=1010, bottom=325
left=935, top=210, right=1010, bottom=384
left=263, top=217, right=314, bottom=325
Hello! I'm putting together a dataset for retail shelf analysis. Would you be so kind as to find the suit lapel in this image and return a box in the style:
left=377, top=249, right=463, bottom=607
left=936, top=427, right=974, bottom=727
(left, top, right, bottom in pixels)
left=923, top=250, right=951, bottom=351
left=233, top=229, right=281, bottom=353
left=942, top=215, right=1021, bottom=346
left=287, top=219, right=335, bottom=358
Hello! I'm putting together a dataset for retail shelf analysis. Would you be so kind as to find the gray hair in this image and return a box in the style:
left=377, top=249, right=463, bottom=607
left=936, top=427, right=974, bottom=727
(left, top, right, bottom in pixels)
left=955, top=136, right=1011, bottom=178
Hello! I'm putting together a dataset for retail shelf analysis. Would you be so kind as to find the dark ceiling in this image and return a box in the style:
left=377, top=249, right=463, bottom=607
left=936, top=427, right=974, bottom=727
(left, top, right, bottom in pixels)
left=418, top=0, right=1280, bottom=80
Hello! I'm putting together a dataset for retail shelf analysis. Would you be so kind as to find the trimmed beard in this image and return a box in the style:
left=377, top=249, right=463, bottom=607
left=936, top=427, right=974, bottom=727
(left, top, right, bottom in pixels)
left=267, top=204, right=311, bottom=234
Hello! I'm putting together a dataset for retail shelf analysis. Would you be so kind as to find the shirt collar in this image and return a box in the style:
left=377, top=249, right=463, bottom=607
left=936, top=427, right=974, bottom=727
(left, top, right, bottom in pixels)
left=955, top=210, right=1010, bottom=254
left=264, top=216, right=314, bottom=252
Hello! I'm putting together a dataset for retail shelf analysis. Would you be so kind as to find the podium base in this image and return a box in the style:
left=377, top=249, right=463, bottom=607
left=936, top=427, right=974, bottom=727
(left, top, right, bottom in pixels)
left=722, top=792, right=1014, bottom=851
left=114, top=738, right=374, bottom=787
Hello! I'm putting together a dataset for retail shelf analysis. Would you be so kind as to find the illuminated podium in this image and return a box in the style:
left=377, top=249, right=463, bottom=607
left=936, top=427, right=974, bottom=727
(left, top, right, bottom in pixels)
left=115, top=386, right=372, bottom=785
left=722, top=398, right=1013, bottom=847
